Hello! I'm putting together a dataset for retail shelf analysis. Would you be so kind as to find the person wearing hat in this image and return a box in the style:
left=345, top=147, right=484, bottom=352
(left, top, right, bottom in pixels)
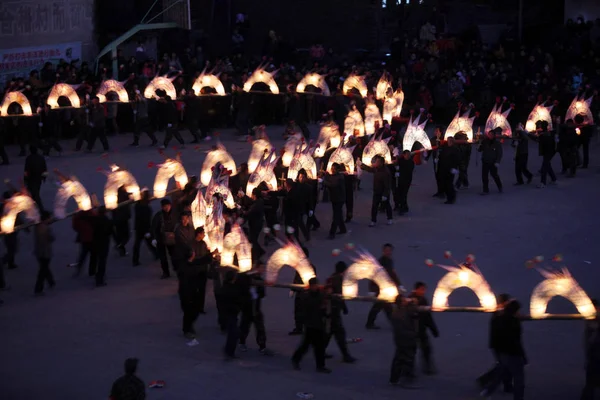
left=151, top=198, right=177, bottom=279
left=478, top=128, right=504, bottom=195
left=86, top=96, right=109, bottom=153
left=109, top=358, right=145, bottom=400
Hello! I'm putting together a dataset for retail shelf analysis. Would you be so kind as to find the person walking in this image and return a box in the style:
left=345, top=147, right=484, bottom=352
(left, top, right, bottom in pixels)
left=86, top=96, right=109, bottom=153
left=325, top=261, right=357, bottom=363
left=93, top=206, right=113, bottom=287
left=360, top=155, right=393, bottom=226
left=512, top=123, right=533, bottom=185
left=24, top=145, right=47, bottom=211
left=33, top=211, right=56, bottom=296
left=132, top=189, right=157, bottom=266
left=478, top=128, right=503, bottom=195
left=321, top=163, right=347, bottom=239
left=410, top=282, right=439, bottom=374
left=528, top=120, right=557, bottom=188
left=366, top=243, right=401, bottom=329
left=151, top=199, right=177, bottom=279
left=389, top=293, right=421, bottom=388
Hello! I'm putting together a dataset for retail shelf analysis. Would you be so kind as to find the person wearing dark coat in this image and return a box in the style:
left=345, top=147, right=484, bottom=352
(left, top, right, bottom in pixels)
left=173, top=211, right=195, bottom=272
left=360, top=155, right=393, bottom=226
left=560, top=118, right=580, bottom=177
left=321, top=163, right=346, bottom=239
left=33, top=211, right=56, bottom=295
left=24, top=145, right=47, bottom=210
left=575, top=114, right=594, bottom=169
left=112, top=186, right=131, bottom=257
left=454, top=131, right=472, bottom=189
left=389, top=294, right=420, bottom=388
left=1, top=191, right=23, bottom=270
left=93, top=206, right=114, bottom=287
left=366, top=243, right=401, bottom=329
left=132, top=190, right=157, bottom=265
left=437, top=137, right=460, bottom=204
left=409, top=282, right=439, bottom=374
left=395, top=150, right=415, bottom=215
left=130, top=90, right=157, bottom=146
left=528, top=120, right=557, bottom=188
left=244, top=188, right=266, bottom=262
left=0, top=117, right=9, bottom=165
left=220, top=270, right=242, bottom=359
left=39, top=104, right=63, bottom=156
left=72, top=208, right=97, bottom=276
left=272, top=178, right=306, bottom=243
left=341, top=165, right=356, bottom=222
left=581, top=299, right=600, bottom=400
left=86, top=97, right=109, bottom=152
left=512, top=124, right=533, bottom=185
left=109, top=358, right=146, bottom=400
left=262, top=187, right=280, bottom=246
left=290, top=246, right=317, bottom=335
left=325, top=261, right=356, bottom=363
left=151, top=199, right=177, bottom=278
left=478, top=128, right=503, bottom=195
left=291, top=278, right=331, bottom=373
left=161, top=96, right=184, bottom=147
left=294, top=170, right=312, bottom=242
left=429, top=127, right=444, bottom=197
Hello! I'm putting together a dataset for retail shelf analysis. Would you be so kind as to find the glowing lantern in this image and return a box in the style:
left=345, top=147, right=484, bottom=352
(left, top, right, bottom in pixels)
left=296, top=73, right=331, bottom=96
left=206, top=175, right=236, bottom=210
left=205, top=196, right=225, bottom=253
left=47, top=83, right=81, bottom=108
left=431, top=261, right=497, bottom=312
left=0, top=194, right=40, bottom=233
left=104, top=165, right=141, bottom=210
left=565, top=96, right=594, bottom=124
left=192, top=72, right=226, bottom=96
left=243, top=68, right=279, bottom=94
left=445, top=109, right=476, bottom=141
left=282, top=133, right=306, bottom=167
left=327, top=145, right=356, bottom=174
left=314, top=123, right=341, bottom=158
left=248, top=136, right=274, bottom=174
left=221, top=224, right=253, bottom=272
left=403, top=112, right=432, bottom=151
left=344, top=109, right=365, bottom=137
left=342, top=249, right=399, bottom=301
left=392, top=90, right=404, bottom=118
left=96, top=80, right=129, bottom=103
left=246, top=150, right=280, bottom=196
left=144, top=76, right=177, bottom=100
left=200, top=144, right=237, bottom=187
left=265, top=241, right=316, bottom=284
left=191, top=190, right=207, bottom=228
left=287, top=144, right=317, bottom=181
left=485, top=102, right=512, bottom=137
left=525, top=104, right=553, bottom=132
left=54, top=173, right=92, bottom=219
left=0, top=91, right=33, bottom=116
left=382, top=97, right=397, bottom=125
left=364, top=103, right=383, bottom=135
left=362, top=134, right=392, bottom=166
left=375, top=75, right=393, bottom=101
left=153, top=158, right=188, bottom=198
left=342, top=75, right=368, bottom=97
left=530, top=267, right=596, bottom=319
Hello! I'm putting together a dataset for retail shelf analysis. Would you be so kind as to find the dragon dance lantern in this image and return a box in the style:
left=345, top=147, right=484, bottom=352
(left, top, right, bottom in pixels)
left=314, top=123, right=341, bottom=158
left=191, top=189, right=207, bottom=228
left=288, top=142, right=317, bottom=181
left=153, top=158, right=188, bottom=198
left=525, top=103, right=554, bottom=132
left=362, top=132, right=392, bottom=166
left=296, top=73, right=330, bottom=96
left=47, top=83, right=81, bottom=109
left=200, top=144, right=237, bottom=187
left=282, top=132, right=305, bottom=167
left=221, top=224, right=253, bottom=272
left=427, top=253, right=497, bottom=312
left=344, top=109, right=365, bottom=137
left=485, top=101, right=512, bottom=137
left=96, top=80, right=129, bottom=103
left=247, top=130, right=275, bottom=173
left=53, top=170, right=92, bottom=219
left=327, top=144, right=356, bottom=174
left=205, top=163, right=235, bottom=209
left=192, top=71, right=226, bottom=96
left=565, top=95, right=594, bottom=124
left=342, top=75, right=368, bottom=97
left=205, top=195, right=225, bottom=253
left=246, top=150, right=279, bottom=196
left=144, top=76, right=177, bottom=100
left=375, top=74, right=393, bottom=101
left=342, top=248, right=399, bottom=301
left=445, top=107, right=476, bottom=141
left=364, top=103, right=383, bottom=135
left=243, top=68, right=279, bottom=94
left=1, top=193, right=40, bottom=233
left=265, top=240, right=316, bottom=285
left=104, top=165, right=141, bottom=210
left=0, top=91, right=33, bottom=116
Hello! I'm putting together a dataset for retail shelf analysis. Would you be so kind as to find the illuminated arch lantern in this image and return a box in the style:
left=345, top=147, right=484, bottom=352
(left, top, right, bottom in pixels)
left=53, top=171, right=92, bottom=219
left=362, top=132, right=392, bottom=166
left=153, top=158, right=188, bottom=199
left=205, top=196, right=226, bottom=253
left=530, top=267, right=596, bottom=319
left=221, top=224, right=253, bottom=272
left=192, top=71, right=226, bottom=96
left=288, top=143, right=317, bottom=181
left=248, top=131, right=275, bottom=173
left=104, top=165, right=141, bottom=210
left=282, top=132, right=306, bottom=167
left=200, top=143, right=237, bottom=187
left=296, top=73, right=331, bottom=96
left=342, top=249, right=399, bottom=301
left=565, top=96, right=594, bottom=124
left=525, top=104, right=554, bottom=132
left=445, top=108, right=476, bottom=141
left=314, top=122, right=341, bottom=158
left=344, top=109, right=365, bottom=137
left=327, top=144, right=356, bottom=174
left=427, top=253, right=497, bottom=312
left=403, top=112, right=433, bottom=151
left=342, top=75, right=368, bottom=98
left=47, top=83, right=81, bottom=109
left=246, top=150, right=279, bottom=196
left=375, top=75, right=393, bottom=101
left=96, top=80, right=129, bottom=103
left=485, top=102, right=512, bottom=136
left=191, top=189, right=207, bottom=228
left=0, top=193, right=40, bottom=233
left=243, top=68, right=279, bottom=94
left=206, top=164, right=236, bottom=210
left=265, top=241, right=316, bottom=285
left=0, top=91, right=33, bottom=116
left=364, top=103, right=383, bottom=135
left=144, top=76, right=177, bottom=100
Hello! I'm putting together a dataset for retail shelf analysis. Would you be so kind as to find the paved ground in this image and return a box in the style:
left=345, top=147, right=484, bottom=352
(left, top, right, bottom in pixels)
left=0, top=125, right=599, bottom=400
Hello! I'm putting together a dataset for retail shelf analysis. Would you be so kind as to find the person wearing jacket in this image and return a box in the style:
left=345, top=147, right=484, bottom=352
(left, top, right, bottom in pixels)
left=132, top=189, right=157, bottom=265
left=291, top=278, right=331, bottom=373
left=478, top=128, right=503, bottom=195
left=289, top=246, right=317, bottom=335
left=429, top=126, right=444, bottom=197
left=360, top=155, right=393, bottom=226
left=395, top=150, right=415, bottom=215
left=161, top=96, right=185, bottom=148
left=321, top=163, right=346, bottom=239
left=34, top=211, right=56, bottom=296
left=366, top=243, right=401, bottom=329
left=130, top=89, right=157, bottom=146
left=295, top=170, right=313, bottom=241
left=220, top=270, right=242, bottom=360
left=341, top=164, right=356, bottom=223
left=389, top=293, right=420, bottom=388
left=151, top=199, right=177, bottom=279
left=480, top=299, right=527, bottom=400
left=409, top=282, right=439, bottom=374
left=528, top=120, right=557, bottom=188
left=454, top=131, right=472, bottom=189
left=581, top=299, right=600, bottom=400
left=86, top=96, right=109, bottom=152
left=73, top=209, right=97, bottom=276
left=560, top=118, right=579, bottom=177
left=436, top=137, right=460, bottom=204
left=244, top=188, right=266, bottom=262
left=325, top=261, right=356, bottom=363
left=24, top=145, right=47, bottom=211
left=112, top=186, right=131, bottom=257
left=93, top=206, right=114, bottom=287
left=575, top=114, right=593, bottom=169
left=512, top=124, right=533, bottom=185
left=173, top=211, right=195, bottom=273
